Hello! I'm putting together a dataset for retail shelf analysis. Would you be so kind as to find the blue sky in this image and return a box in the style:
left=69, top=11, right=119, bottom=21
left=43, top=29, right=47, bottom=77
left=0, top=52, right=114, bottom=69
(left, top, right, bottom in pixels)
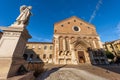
left=0, top=0, right=120, bottom=42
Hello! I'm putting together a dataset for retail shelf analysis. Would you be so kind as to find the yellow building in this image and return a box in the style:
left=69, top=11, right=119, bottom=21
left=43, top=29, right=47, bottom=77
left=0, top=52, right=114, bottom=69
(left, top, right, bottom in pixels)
left=25, top=42, right=53, bottom=63
left=103, top=39, right=120, bottom=57
left=25, top=16, right=108, bottom=65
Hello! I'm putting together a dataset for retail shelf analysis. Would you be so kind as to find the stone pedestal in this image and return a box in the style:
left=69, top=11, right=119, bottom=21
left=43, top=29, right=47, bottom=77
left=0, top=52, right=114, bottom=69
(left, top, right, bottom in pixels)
left=0, top=26, right=31, bottom=79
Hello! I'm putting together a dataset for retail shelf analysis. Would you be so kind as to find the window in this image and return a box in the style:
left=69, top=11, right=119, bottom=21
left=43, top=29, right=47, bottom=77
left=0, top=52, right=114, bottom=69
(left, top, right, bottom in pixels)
left=88, top=27, right=90, bottom=29
left=55, top=30, right=57, bottom=33
left=50, top=46, right=52, bottom=50
left=43, top=54, right=46, bottom=59
left=49, top=54, right=52, bottom=59
left=68, top=22, right=70, bottom=24
left=61, top=25, right=64, bottom=27
left=44, top=46, right=47, bottom=50
left=74, top=20, right=76, bottom=22
left=73, top=26, right=80, bottom=32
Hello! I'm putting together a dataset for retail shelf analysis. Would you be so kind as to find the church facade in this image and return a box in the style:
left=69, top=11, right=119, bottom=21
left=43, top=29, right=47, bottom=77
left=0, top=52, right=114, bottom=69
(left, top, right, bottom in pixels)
left=25, top=16, right=108, bottom=65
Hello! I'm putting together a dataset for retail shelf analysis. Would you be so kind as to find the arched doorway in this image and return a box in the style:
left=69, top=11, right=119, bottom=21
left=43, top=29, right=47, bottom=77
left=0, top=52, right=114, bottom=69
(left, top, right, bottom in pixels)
left=78, top=51, right=85, bottom=63
left=72, top=39, right=90, bottom=64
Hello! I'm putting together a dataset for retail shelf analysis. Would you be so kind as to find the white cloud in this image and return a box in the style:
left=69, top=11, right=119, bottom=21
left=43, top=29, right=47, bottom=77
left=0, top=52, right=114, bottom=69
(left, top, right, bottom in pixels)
left=89, top=0, right=102, bottom=23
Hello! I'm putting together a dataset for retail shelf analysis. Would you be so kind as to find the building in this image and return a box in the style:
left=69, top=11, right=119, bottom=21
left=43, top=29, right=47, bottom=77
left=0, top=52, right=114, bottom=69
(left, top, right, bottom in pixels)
left=24, top=42, right=53, bottom=63
left=25, top=16, right=108, bottom=65
left=103, top=39, right=120, bottom=57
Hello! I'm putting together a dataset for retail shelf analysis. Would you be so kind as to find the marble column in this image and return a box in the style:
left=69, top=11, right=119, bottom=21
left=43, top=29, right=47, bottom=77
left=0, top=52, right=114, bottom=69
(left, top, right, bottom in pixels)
left=93, top=40, right=97, bottom=48
left=63, top=37, right=66, bottom=51
left=69, top=38, right=77, bottom=64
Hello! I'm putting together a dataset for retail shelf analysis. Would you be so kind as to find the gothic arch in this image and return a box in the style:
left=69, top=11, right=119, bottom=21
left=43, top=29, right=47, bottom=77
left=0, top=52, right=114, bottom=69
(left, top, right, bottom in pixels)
left=88, top=37, right=92, bottom=39
left=65, top=36, right=69, bottom=38
left=59, top=51, right=63, bottom=56
left=66, top=51, right=71, bottom=56
left=70, top=36, right=75, bottom=43
left=77, top=37, right=81, bottom=39
left=93, top=37, right=98, bottom=40
left=59, top=36, right=63, bottom=39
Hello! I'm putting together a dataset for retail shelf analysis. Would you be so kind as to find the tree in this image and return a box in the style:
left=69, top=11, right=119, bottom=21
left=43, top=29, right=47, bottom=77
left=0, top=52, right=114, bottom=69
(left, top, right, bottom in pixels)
left=105, top=51, right=115, bottom=59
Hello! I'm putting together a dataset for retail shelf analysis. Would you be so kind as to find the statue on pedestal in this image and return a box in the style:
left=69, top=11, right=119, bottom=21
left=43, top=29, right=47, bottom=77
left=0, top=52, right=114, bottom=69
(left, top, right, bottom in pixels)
left=14, top=5, right=32, bottom=26
left=0, top=5, right=32, bottom=79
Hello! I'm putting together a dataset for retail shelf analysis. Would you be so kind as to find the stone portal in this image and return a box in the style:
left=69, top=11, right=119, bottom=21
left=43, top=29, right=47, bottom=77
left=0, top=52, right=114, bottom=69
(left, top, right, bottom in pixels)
left=78, top=51, right=85, bottom=63
left=53, top=16, right=104, bottom=65
left=0, top=5, right=32, bottom=79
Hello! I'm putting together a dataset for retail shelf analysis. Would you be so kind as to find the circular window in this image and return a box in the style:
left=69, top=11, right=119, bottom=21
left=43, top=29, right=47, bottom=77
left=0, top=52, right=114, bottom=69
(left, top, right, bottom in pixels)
left=73, top=26, right=80, bottom=32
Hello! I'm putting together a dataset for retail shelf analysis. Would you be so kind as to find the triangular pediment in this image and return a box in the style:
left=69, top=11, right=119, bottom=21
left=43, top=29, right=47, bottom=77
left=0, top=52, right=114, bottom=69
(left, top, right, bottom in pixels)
left=54, top=16, right=97, bottom=35
left=54, top=16, right=94, bottom=27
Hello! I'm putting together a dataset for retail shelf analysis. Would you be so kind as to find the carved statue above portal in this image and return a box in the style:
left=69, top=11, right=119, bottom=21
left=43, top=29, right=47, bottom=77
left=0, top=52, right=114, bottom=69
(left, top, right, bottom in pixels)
left=13, top=5, right=32, bottom=26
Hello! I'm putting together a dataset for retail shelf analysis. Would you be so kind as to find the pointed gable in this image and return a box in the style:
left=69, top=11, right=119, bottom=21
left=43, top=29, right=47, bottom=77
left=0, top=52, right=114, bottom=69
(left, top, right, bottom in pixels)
left=54, top=16, right=94, bottom=27
left=54, top=16, right=98, bottom=35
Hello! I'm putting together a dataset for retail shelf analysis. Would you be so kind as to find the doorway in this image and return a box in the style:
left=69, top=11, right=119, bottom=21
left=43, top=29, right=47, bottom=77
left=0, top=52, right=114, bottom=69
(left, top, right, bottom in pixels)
left=78, top=51, right=85, bottom=63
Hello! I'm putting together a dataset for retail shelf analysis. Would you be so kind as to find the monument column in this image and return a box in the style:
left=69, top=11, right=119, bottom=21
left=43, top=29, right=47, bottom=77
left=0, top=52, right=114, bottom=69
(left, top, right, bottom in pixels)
left=0, top=5, right=32, bottom=79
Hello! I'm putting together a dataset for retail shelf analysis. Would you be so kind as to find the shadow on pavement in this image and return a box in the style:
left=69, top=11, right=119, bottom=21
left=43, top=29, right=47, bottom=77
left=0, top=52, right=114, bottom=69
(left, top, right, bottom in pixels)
left=36, top=65, right=66, bottom=80
left=93, top=64, right=120, bottom=74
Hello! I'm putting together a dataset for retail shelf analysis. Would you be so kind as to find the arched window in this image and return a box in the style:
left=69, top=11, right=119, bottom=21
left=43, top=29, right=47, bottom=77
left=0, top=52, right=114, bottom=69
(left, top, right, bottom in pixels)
left=43, top=54, right=46, bottom=59
left=44, top=46, right=47, bottom=50
left=49, top=54, right=52, bottom=59
left=50, top=46, right=52, bottom=50
left=59, top=51, right=63, bottom=56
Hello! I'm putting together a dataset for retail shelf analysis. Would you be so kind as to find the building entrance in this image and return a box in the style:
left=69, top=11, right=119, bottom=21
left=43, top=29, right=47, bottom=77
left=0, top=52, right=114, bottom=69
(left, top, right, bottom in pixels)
left=78, top=51, right=85, bottom=63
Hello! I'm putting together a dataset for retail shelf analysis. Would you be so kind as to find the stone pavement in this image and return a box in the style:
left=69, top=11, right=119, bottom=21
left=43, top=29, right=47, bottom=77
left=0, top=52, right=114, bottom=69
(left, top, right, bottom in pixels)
left=37, top=68, right=108, bottom=80
left=36, top=64, right=120, bottom=80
